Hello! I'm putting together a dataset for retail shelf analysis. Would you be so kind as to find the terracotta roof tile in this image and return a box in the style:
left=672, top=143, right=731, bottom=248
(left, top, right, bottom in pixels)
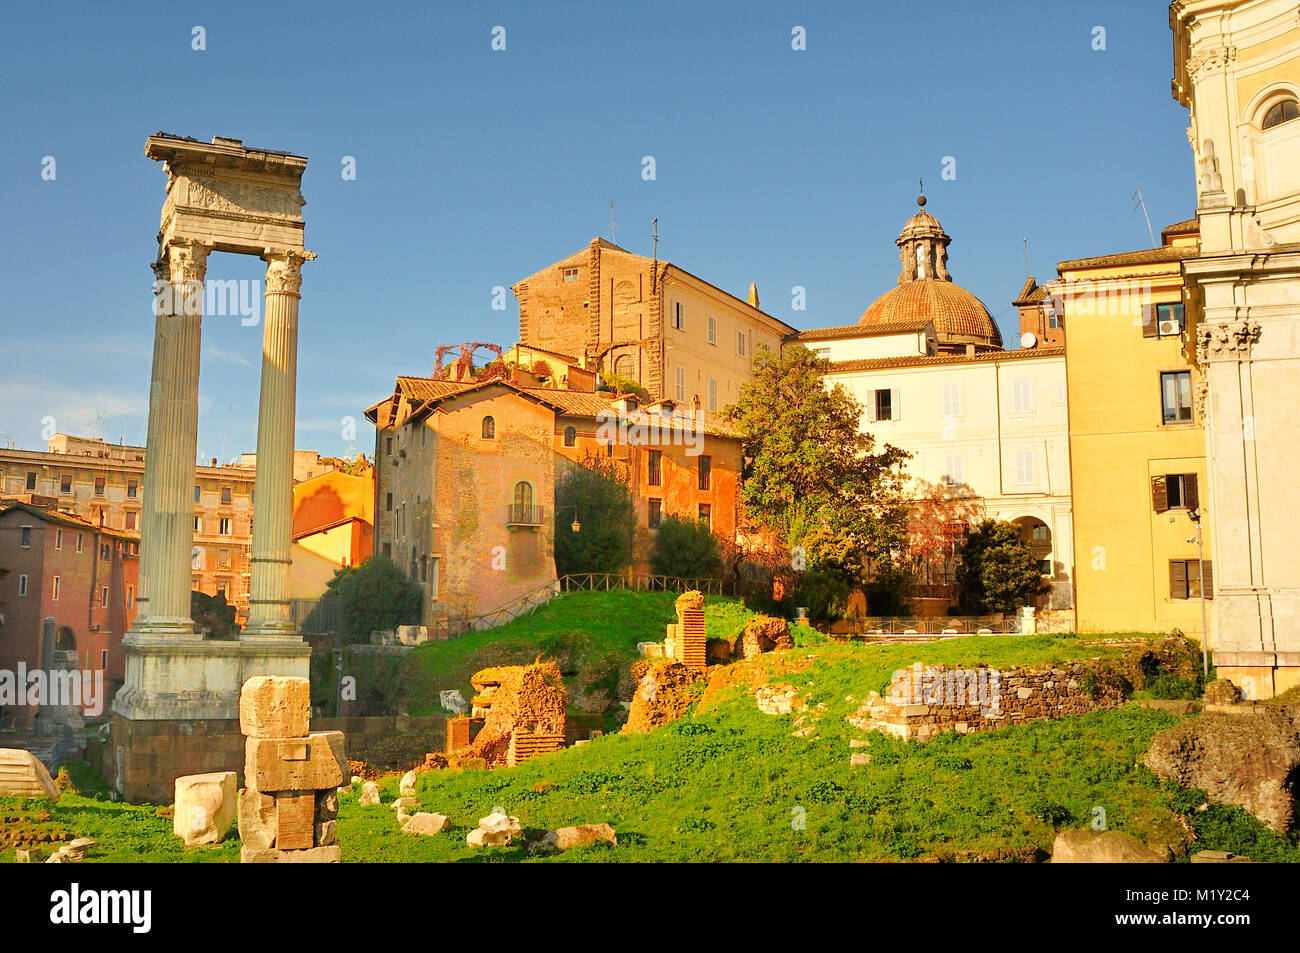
left=859, top=279, right=1003, bottom=348
left=826, top=346, right=1064, bottom=373
left=1057, top=244, right=1199, bottom=271
left=789, top=318, right=932, bottom=342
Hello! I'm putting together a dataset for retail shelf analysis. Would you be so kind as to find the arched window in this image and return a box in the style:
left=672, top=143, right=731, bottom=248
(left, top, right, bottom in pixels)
left=481, top=416, right=495, bottom=439
left=614, top=354, right=635, bottom=378
left=55, top=626, right=76, bottom=651
left=513, top=481, right=533, bottom=509
left=1263, top=98, right=1299, bottom=129
left=564, top=426, right=577, bottom=447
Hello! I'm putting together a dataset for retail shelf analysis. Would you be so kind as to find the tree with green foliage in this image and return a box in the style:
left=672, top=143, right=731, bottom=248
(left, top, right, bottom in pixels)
left=725, top=345, right=911, bottom=595
left=954, top=519, right=1050, bottom=613
left=324, top=555, right=422, bottom=645
left=650, top=514, right=723, bottom=579
left=597, top=370, right=648, bottom=400
left=554, top=453, right=637, bottom=575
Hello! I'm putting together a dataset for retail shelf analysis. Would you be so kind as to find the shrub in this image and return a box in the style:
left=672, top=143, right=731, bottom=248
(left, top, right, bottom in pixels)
left=555, top=454, right=636, bottom=575
left=650, top=515, right=722, bottom=580
left=325, top=556, right=422, bottom=646
left=955, top=520, right=1050, bottom=613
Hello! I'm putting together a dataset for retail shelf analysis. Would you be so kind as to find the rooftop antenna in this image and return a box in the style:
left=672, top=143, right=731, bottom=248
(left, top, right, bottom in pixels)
left=1023, top=238, right=1030, bottom=279
left=651, top=218, right=659, bottom=293
left=609, top=201, right=617, bottom=242
left=1132, top=188, right=1157, bottom=248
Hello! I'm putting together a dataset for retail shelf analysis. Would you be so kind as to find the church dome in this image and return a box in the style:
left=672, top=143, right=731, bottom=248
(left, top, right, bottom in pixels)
left=860, top=280, right=1003, bottom=347
left=858, top=197, right=1003, bottom=350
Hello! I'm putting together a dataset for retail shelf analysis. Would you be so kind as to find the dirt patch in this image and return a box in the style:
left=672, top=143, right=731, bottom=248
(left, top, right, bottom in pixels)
left=697, top=652, right=816, bottom=714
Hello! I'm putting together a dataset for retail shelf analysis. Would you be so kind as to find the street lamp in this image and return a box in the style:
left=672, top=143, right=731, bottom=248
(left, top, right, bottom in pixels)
left=557, top=505, right=581, bottom=534
left=1187, top=507, right=1209, bottom=678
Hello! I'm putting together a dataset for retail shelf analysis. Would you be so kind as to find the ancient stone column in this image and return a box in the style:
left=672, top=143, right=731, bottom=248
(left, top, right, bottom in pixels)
left=129, top=240, right=209, bottom=642
left=243, top=249, right=314, bottom=641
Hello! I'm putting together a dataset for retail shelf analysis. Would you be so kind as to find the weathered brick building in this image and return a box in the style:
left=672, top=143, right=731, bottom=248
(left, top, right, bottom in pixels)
left=513, top=238, right=796, bottom=408
left=365, top=366, right=744, bottom=626
left=0, top=502, right=139, bottom=725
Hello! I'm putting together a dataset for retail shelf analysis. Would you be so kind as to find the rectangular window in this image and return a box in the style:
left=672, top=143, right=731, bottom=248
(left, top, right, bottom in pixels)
left=1161, top=371, right=1193, bottom=424
left=127, top=480, right=138, bottom=499
left=942, top=383, right=962, bottom=418
left=101, top=586, right=109, bottom=607
left=1169, top=559, right=1214, bottom=600
left=672, top=302, right=685, bottom=331
left=1012, top=378, right=1034, bottom=414
left=707, top=316, right=716, bottom=344
left=60, top=475, right=72, bottom=494
left=1152, top=473, right=1198, bottom=513
left=813, top=347, right=831, bottom=361
left=194, top=485, right=201, bottom=503
left=1015, top=450, right=1036, bottom=485
left=126, top=511, right=137, bottom=530
left=675, top=365, right=686, bottom=402
left=76, top=533, right=83, bottom=552
left=707, top=378, right=718, bottom=412
left=219, top=517, right=232, bottom=535
left=562, top=266, right=579, bottom=282
left=385, top=492, right=393, bottom=512
left=737, top=330, right=747, bottom=357
left=220, top=486, right=232, bottom=504
left=194, top=515, right=201, bottom=533
left=943, top=454, right=964, bottom=485
left=55, top=529, right=63, bottom=550
left=386, top=436, right=393, bottom=456
left=1156, top=302, right=1185, bottom=337
left=218, top=548, right=230, bottom=569
left=698, top=503, right=712, bottom=528
left=1048, top=310, right=1061, bottom=329
left=100, top=543, right=110, bottom=560
left=382, top=542, right=392, bottom=558
left=698, top=455, right=712, bottom=491
left=127, top=585, right=134, bottom=609
left=872, top=389, right=895, bottom=421
left=648, top=499, right=662, bottom=530
left=100, top=649, right=108, bottom=669
left=1056, top=384, right=1067, bottom=404
left=94, top=477, right=105, bottom=496
left=25, top=471, right=36, bottom=491
left=52, top=576, right=60, bottom=601
left=20, top=525, right=31, bottom=548
left=18, top=574, right=27, bottom=597
left=647, top=449, right=662, bottom=487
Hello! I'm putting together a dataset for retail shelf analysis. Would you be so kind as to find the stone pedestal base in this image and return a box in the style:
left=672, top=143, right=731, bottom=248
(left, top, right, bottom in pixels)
left=240, top=845, right=340, bottom=863
left=108, top=638, right=310, bottom=803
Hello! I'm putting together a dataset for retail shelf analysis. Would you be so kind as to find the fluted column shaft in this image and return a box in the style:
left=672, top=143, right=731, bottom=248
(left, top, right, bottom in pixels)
left=244, top=249, right=313, bottom=640
left=130, top=241, right=208, bottom=641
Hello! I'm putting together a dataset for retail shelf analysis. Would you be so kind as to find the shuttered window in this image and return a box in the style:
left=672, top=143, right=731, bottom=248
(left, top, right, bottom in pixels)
left=1169, top=559, right=1214, bottom=600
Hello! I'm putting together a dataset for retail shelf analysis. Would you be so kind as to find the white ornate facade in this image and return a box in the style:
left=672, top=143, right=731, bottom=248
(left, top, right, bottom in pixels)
left=1173, top=0, right=1300, bottom=697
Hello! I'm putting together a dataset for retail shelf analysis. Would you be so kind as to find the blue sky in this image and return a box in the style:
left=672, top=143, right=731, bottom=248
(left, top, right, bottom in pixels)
left=0, top=0, right=1195, bottom=461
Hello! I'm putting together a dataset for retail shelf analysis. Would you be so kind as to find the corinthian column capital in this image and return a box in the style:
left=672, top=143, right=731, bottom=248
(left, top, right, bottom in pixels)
left=166, top=239, right=212, bottom=285
left=262, top=248, right=316, bottom=296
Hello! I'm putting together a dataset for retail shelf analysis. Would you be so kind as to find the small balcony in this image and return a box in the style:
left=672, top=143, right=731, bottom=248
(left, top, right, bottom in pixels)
left=507, top=504, right=544, bottom=527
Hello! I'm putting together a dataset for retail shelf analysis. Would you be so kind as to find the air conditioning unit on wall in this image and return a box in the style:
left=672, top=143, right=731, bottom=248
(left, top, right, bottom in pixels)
left=1159, top=320, right=1180, bottom=336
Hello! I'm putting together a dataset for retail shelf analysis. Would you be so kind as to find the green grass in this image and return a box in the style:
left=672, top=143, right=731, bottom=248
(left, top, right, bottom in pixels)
left=4, top=599, right=1297, bottom=863
left=402, top=589, right=752, bottom=716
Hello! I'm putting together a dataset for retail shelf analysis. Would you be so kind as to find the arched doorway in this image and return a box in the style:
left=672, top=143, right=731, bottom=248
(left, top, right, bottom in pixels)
left=1011, top=516, right=1053, bottom=576
left=55, top=626, right=77, bottom=651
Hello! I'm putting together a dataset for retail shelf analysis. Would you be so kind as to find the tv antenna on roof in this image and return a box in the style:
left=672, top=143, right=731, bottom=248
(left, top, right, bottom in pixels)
left=1132, top=188, right=1157, bottom=248
left=609, top=201, right=617, bottom=242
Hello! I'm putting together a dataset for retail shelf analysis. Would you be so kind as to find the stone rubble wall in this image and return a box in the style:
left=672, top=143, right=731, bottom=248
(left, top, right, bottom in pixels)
left=848, top=662, right=1124, bottom=741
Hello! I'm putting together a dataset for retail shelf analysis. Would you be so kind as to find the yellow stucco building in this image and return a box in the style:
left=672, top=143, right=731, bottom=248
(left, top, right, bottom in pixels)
left=1061, top=219, right=1215, bottom=639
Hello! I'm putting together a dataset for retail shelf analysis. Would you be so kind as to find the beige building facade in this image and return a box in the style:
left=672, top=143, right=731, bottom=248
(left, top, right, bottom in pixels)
left=1172, top=0, right=1300, bottom=697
